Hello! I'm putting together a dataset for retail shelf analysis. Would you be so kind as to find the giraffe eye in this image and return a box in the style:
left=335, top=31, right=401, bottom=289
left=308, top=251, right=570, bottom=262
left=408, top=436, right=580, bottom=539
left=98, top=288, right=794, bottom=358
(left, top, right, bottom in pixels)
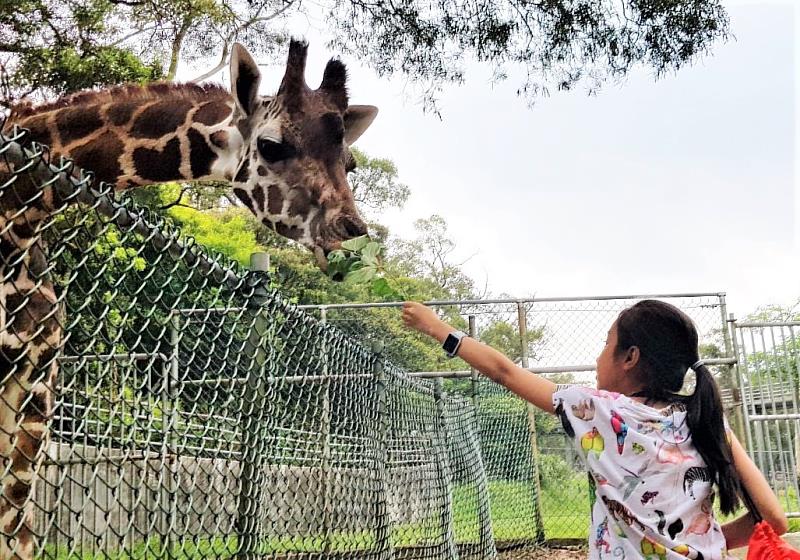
left=257, top=138, right=296, bottom=163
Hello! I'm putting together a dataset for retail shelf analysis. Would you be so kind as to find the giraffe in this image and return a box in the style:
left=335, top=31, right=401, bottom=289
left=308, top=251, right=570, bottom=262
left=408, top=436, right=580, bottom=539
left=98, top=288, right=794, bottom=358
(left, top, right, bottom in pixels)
left=0, top=39, right=377, bottom=558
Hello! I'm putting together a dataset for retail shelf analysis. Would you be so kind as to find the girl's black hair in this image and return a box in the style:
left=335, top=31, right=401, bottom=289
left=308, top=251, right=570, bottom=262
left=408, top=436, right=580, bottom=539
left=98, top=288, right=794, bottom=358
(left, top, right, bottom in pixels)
left=614, top=299, right=741, bottom=514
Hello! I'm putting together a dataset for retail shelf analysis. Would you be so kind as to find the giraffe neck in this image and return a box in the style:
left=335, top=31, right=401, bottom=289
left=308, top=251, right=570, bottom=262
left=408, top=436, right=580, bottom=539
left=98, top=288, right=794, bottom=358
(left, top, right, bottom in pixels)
left=7, top=83, right=245, bottom=190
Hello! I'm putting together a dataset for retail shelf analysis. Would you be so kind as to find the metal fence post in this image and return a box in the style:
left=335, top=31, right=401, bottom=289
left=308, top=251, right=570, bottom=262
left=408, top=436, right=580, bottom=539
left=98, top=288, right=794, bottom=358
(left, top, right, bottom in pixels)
left=235, top=252, right=271, bottom=559
left=319, top=307, right=332, bottom=555
left=161, top=314, right=180, bottom=558
left=517, top=301, right=545, bottom=543
left=371, top=340, right=391, bottom=559
left=469, top=315, right=494, bottom=556
left=719, top=295, right=746, bottom=443
left=729, top=314, right=755, bottom=453
left=433, top=377, right=458, bottom=559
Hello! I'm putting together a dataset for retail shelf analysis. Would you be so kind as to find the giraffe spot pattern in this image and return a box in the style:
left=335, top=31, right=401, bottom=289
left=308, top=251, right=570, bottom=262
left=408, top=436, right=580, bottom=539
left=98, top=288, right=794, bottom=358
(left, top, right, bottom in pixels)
left=275, top=223, right=302, bottom=240
left=5, top=480, right=30, bottom=508
left=209, top=130, right=229, bottom=149
left=194, top=101, right=232, bottom=126
left=257, top=165, right=267, bottom=176
left=106, top=101, right=139, bottom=127
left=251, top=186, right=265, bottom=213
left=71, top=131, right=125, bottom=185
left=130, top=99, right=193, bottom=139
left=289, top=188, right=311, bottom=219
left=12, top=427, right=44, bottom=465
left=133, top=138, right=183, bottom=183
left=233, top=188, right=254, bottom=212
left=11, top=223, right=34, bottom=240
left=56, top=106, right=102, bottom=146
left=5, top=292, right=58, bottom=340
left=186, top=128, right=215, bottom=179
left=234, top=160, right=249, bottom=183
left=18, top=116, right=51, bottom=148
left=267, top=185, right=283, bottom=215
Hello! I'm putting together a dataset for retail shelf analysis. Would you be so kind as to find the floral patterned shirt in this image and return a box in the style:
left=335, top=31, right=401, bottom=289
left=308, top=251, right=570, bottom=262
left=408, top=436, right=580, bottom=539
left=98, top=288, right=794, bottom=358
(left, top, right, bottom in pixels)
left=552, top=385, right=730, bottom=560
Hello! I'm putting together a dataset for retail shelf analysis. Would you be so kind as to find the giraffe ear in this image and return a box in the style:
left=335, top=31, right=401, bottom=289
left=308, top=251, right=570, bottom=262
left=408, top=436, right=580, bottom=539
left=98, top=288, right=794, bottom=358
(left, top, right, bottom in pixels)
left=230, top=43, right=261, bottom=115
left=343, top=105, right=378, bottom=145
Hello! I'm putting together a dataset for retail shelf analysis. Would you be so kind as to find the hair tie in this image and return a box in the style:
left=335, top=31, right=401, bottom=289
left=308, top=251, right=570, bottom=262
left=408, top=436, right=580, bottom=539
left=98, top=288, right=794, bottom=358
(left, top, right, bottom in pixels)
left=690, top=360, right=705, bottom=371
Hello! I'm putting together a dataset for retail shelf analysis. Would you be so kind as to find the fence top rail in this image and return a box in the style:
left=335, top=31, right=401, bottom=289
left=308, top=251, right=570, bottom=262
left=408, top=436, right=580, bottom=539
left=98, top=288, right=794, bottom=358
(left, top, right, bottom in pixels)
left=297, top=292, right=726, bottom=310
left=410, top=357, right=737, bottom=379
left=735, top=321, right=800, bottom=328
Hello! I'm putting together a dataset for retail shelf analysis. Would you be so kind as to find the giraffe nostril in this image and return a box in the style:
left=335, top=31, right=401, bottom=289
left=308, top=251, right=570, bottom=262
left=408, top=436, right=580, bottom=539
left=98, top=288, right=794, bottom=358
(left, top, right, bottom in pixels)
left=337, top=216, right=368, bottom=239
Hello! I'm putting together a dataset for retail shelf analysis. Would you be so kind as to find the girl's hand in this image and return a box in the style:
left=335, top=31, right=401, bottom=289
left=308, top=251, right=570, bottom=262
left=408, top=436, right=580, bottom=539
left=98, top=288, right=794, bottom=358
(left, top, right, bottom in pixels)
left=402, top=301, right=447, bottom=339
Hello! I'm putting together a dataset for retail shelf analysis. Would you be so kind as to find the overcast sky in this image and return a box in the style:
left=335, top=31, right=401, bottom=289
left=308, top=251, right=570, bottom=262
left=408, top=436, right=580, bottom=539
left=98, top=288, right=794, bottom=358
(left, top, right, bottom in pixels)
left=184, top=0, right=798, bottom=319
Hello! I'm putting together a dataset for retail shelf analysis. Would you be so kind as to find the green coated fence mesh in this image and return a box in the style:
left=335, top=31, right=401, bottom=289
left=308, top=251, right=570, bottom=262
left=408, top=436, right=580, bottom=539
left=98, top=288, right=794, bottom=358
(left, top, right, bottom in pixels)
left=0, top=124, right=735, bottom=559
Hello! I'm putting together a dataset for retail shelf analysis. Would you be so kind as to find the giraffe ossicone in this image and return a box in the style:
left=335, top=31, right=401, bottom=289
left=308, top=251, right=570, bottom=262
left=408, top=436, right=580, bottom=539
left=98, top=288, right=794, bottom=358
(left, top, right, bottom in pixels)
left=0, top=39, right=377, bottom=560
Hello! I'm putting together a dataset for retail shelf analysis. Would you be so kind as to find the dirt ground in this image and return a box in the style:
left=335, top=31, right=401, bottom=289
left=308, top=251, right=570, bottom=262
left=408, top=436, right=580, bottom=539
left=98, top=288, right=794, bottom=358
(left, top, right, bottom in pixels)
left=496, top=544, right=750, bottom=559
left=497, top=545, right=587, bottom=559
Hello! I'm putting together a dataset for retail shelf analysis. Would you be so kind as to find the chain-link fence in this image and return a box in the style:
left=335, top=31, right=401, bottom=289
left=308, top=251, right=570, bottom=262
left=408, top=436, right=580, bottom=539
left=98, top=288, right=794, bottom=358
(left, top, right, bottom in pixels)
left=0, top=122, right=512, bottom=559
left=300, top=295, right=738, bottom=543
left=0, top=124, right=740, bottom=559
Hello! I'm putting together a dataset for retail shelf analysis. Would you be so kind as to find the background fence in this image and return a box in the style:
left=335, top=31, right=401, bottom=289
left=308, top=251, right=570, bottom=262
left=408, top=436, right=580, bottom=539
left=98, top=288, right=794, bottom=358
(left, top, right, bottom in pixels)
left=732, top=320, right=800, bottom=521
left=2, top=125, right=794, bottom=560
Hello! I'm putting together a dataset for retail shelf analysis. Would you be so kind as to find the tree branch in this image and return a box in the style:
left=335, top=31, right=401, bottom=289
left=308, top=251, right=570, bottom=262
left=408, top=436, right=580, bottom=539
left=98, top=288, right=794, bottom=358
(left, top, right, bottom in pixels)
left=158, top=186, right=192, bottom=210
left=190, top=0, right=296, bottom=82
left=110, top=25, right=165, bottom=47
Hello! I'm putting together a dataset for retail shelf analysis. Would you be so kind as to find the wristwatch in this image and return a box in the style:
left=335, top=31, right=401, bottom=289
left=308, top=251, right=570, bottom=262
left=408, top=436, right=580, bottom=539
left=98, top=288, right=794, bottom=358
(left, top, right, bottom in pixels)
left=442, top=331, right=468, bottom=358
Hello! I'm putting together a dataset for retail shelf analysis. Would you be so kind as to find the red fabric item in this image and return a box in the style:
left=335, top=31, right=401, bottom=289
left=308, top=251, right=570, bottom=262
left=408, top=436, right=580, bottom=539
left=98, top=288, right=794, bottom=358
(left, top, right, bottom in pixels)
left=747, top=521, right=800, bottom=560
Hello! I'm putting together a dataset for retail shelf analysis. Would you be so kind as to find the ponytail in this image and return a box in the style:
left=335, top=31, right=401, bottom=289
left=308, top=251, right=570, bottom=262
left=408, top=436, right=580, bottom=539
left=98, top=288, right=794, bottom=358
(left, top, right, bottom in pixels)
left=615, top=300, right=743, bottom=515
left=687, top=363, right=741, bottom=515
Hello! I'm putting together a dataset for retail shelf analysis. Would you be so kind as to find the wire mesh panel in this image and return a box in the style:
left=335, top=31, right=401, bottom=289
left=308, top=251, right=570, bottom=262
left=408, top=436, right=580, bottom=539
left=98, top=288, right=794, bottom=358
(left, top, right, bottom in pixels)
left=0, top=126, right=736, bottom=559
left=734, top=321, right=800, bottom=517
left=308, top=295, right=733, bottom=543
left=0, top=128, right=514, bottom=560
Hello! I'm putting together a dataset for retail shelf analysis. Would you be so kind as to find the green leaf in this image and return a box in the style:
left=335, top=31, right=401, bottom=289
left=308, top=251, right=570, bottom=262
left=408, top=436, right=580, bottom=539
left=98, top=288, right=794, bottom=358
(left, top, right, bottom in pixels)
left=344, top=265, right=377, bottom=284
left=371, top=277, right=400, bottom=299
left=361, top=242, right=382, bottom=267
left=340, top=235, right=370, bottom=252
left=327, top=250, right=346, bottom=264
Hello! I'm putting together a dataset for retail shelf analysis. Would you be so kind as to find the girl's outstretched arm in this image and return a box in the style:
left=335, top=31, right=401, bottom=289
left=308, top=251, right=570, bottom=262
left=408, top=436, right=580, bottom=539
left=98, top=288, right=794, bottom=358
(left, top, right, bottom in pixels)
left=402, top=301, right=556, bottom=413
left=722, top=432, right=788, bottom=549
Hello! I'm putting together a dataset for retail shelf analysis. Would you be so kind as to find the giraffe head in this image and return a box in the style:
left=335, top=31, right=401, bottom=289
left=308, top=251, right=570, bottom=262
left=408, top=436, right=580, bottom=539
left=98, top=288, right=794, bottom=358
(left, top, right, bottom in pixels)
left=228, top=40, right=377, bottom=270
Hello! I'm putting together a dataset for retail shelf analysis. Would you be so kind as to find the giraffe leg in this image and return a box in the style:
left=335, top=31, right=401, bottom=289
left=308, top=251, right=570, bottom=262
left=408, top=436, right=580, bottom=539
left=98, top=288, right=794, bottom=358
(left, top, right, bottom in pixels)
left=0, top=268, right=60, bottom=559
left=0, top=343, right=56, bottom=560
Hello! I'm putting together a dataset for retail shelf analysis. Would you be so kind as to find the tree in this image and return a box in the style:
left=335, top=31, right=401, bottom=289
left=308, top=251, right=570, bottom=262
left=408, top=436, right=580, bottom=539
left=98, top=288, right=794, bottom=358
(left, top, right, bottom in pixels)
left=745, top=300, right=800, bottom=324
left=0, top=0, right=163, bottom=107
left=0, top=0, right=729, bottom=110
left=349, top=148, right=410, bottom=220
left=480, top=319, right=544, bottom=363
left=390, top=215, right=477, bottom=298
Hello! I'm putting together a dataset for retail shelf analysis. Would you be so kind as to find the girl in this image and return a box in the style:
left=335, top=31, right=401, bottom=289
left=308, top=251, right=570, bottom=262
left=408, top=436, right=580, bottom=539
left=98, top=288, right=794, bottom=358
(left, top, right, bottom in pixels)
left=402, top=299, right=787, bottom=558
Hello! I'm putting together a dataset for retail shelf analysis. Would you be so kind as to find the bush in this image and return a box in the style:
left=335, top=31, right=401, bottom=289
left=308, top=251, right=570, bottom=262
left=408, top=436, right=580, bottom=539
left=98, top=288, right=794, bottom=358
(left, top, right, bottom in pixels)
left=538, top=454, right=575, bottom=489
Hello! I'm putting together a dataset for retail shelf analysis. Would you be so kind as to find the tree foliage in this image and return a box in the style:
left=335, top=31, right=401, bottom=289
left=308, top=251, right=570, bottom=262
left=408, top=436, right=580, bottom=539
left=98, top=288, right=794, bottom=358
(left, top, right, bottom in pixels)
left=328, top=0, right=729, bottom=108
left=0, top=0, right=162, bottom=105
left=0, top=0, right=729, bottom=109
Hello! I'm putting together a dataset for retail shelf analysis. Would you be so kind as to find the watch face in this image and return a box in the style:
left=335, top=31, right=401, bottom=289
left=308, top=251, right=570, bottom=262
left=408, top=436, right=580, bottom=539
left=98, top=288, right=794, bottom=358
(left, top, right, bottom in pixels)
left=443, top=333, right=460, bottom=354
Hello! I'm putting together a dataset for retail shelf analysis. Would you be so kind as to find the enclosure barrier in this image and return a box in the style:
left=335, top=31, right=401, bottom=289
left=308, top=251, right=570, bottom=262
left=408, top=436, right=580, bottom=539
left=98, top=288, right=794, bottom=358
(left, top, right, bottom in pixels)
left=2, top=124, right=791, bottom=560
left=299, top=294, right=742, bottom=542
left=0, top=125, right=528, bottom=560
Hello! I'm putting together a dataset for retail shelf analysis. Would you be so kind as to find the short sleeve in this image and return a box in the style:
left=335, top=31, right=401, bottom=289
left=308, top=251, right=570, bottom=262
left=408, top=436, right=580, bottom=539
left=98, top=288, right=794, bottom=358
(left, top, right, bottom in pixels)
left=551, top=385, right=623, bottom=452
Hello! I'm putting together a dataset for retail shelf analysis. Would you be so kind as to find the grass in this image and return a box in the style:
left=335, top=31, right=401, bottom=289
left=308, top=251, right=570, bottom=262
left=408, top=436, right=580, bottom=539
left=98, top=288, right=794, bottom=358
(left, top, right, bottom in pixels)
left=41, top=479, right=589, bottom=558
